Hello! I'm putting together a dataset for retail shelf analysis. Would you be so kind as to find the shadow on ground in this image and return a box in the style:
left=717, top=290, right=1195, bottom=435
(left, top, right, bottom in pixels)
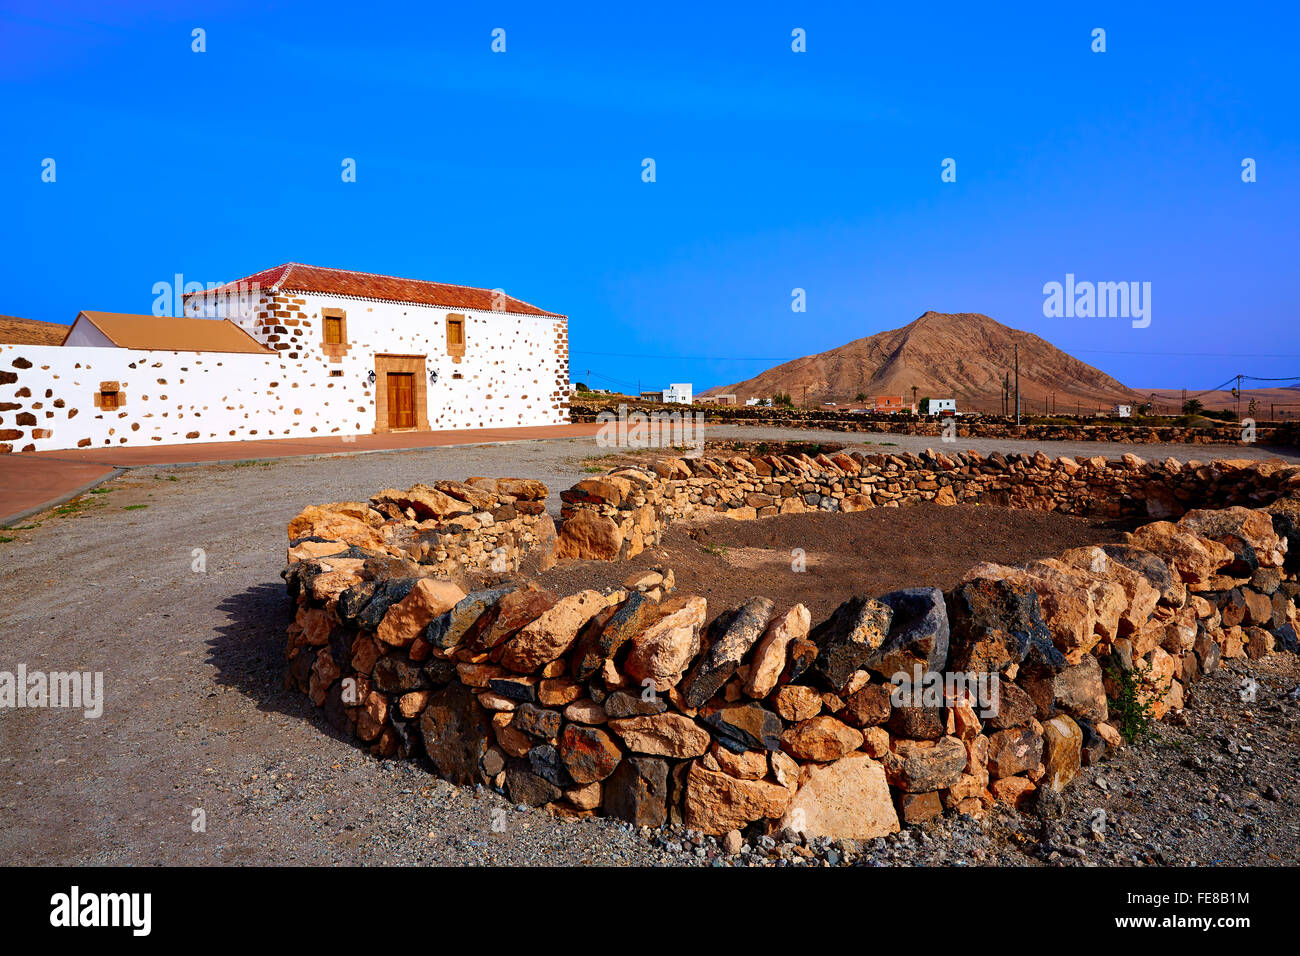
left=207, top=581, right=349, bottom=742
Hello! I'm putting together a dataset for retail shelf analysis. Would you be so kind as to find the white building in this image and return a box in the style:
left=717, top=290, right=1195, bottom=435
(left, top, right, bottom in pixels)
left=925, top=398, right=957, bottom=416
left=0, top=262, right=569, bottom=453
left=664, top=383, right=692, bottom=404
left=1112, top=404, right=1132, bottom=418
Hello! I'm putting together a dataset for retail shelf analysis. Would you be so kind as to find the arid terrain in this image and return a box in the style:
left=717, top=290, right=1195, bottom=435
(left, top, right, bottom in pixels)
left=537, top=505, right=1139, bottom=623
left=1, top=427, right=1297, bottom=866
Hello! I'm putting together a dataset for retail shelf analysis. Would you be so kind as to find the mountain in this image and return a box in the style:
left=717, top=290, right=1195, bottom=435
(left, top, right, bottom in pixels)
left=703, top=311, right=1140, bottom=415
left=0, top=314, right=68, bottom=346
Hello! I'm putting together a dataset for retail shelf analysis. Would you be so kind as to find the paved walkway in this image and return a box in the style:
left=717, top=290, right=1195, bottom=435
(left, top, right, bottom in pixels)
left=0, top=423, right=605, bottom=526
left=0, top=456, right=124, bottom=526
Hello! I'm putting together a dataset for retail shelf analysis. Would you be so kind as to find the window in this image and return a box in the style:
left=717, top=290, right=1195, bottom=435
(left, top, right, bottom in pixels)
left=321, top=307, right=349, bottom=361
left=446, top=314, right=466, bottom=361
left=95, top=381, right=124, bottom=411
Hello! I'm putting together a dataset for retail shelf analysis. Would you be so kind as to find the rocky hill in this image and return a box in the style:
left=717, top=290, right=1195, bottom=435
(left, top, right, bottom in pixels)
left=706, top=311, right=1140, bottom=414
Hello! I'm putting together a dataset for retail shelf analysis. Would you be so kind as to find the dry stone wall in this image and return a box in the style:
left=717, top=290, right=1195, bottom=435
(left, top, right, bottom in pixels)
left=570, top=400, right=1299, bottom=446
left=555, top=448, right=1300, bottom=560
left=281, top=456, right=1300, bottom=839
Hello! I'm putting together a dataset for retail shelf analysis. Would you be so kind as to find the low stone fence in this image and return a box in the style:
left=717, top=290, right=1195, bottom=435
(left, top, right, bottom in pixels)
left=555, top=448, right=1300, bottom=560
left=287, top=477, right=556, bottom=579
left=280, top=459, right=1300, bottom=839
left=569, top=400, right=1299, bottom=446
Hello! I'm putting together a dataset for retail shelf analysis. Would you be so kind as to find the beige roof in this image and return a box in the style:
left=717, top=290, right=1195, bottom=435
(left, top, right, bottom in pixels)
left=67, top=312, right=272, bottom=354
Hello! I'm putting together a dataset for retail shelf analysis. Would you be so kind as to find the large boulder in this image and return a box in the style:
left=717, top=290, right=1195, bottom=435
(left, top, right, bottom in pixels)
left=1178, top=507, right=1285, bottom=570
left=680, top=597, right=774, bottom=707
left=499, top=589, right=605, bottom=673
left=419, top=684, right=493, bottom=786
left=683, top=761, right=793, bottom=834
left=555, top=509, right=624, bottom=561
left=776, top=753, right=900, bottom=840
left=809, top=596, right=893, bottom=692
left=623, top=596, right=707, bottom=691
left=1101, top=544, right=1182, bottom=605
left=869, top=587, right=950, bottom=676
left=744, top=604, right=812, bottom=698
left=1127, top=522, right=1234, bottom=589
left=946, top=578, right=1051, bottom=672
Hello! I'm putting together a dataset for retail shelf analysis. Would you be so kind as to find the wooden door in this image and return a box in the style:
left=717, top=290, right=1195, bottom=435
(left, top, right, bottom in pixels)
left=387, top=372, right=415, bottom=428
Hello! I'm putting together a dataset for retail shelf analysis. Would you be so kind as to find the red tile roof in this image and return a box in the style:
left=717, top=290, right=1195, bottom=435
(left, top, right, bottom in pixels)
left=184, top=263, right=565, bottom=318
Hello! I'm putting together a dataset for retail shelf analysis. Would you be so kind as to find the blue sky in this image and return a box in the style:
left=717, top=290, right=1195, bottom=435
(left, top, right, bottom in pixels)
left=2, top=1, right=1297, bottom=392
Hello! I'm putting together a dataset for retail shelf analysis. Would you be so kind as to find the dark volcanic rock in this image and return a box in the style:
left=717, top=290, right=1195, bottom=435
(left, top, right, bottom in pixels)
left=514, top=703, right=563, bottom=739
left=700, top=701, right=784, bottom=752
left=371, top=656, right=431, bottom=694
left=419, top=684, right=493, bottom=786
left=871, top=587, right=950, bottom=675
left=603, top=756, right=669, bottom=827
left=809, top=596, right=893, bottom=691
left=425, top=587, right=513, bottom=651
left=946, top=579, right=1049, bottom=672
left=680, top=597, right=775, bottom=708
left=505, top=761, right=562, bottom=807
left=603, top=690, right=667, bottom=718
left=572, top=591, right=664, bottom=680
left=356, top=578, right=420, bottom=632
left=527, top=744, right=574, bottom=788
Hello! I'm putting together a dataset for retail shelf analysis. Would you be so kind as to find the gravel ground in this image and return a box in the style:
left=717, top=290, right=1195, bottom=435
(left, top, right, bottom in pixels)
left=0, top=427, right=1296, bottom=866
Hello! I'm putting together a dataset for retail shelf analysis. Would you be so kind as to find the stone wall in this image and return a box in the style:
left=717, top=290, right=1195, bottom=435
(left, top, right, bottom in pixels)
left=555, top=448, right=1300, bottom=560
left=286, top=477, right=557, bottom=580
left=570, top=400, right=1299, bottom=446
left=280, top=458, right=1300, bottom=839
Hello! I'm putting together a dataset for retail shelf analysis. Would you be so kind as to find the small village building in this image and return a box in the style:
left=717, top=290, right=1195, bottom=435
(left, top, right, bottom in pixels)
left=696, top=394, right=736, bottom=406
left=925, top=398, right=957, bottom=416
left=663, top=383, right=693, bottom=404
left=874, top=395, right=905, bottom=414
left=1112, top=404, right=1133, bottom=418
left=0, top=263, right=569, bottom=453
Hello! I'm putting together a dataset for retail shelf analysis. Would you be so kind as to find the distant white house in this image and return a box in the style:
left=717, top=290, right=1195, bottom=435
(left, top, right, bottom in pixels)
left=744, top=397, right=762, bottom=406
left=925, top=398, right=957, bottom=416
left=664, top=383, right=692, bottom=404
left=1112, top=404, right=1133, bottom=418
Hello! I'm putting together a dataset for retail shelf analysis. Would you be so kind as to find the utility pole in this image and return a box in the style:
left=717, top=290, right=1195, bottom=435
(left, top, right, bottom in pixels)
left=802, top=385, right=808, bottom=410
left=1236, top=374, right=1243, bottom=420
left=1014, top=344, right=1020, bottom=426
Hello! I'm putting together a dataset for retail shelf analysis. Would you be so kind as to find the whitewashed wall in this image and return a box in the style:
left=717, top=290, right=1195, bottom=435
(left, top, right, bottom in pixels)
left=2, top=293, right=569, bottom=453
